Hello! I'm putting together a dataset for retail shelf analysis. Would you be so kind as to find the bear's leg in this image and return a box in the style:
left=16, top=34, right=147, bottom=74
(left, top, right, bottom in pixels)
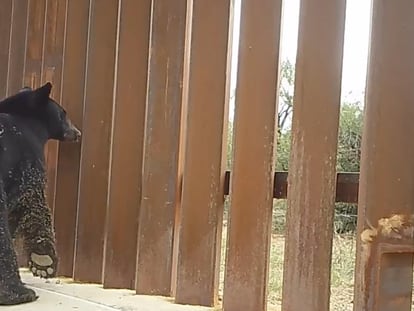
left=18, top=192, right=58, bottom=279
left=8, top=209, right=20, bottom=239
left=0, top=209, right=37, bottom=304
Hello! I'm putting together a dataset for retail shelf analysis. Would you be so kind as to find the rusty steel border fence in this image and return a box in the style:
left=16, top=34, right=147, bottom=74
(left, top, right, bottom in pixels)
left=1, top=0, right=413, bottom=311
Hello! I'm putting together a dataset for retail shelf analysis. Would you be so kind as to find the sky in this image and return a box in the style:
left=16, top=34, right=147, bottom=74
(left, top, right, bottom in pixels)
left=229, top=0, right=372, bottom=118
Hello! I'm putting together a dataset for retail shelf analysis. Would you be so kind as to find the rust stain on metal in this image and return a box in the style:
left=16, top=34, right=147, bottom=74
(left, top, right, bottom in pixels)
left=0, top=0, right=12, bottom=98
left=353, top=0, right=414, bottom=309
left=222, top=0, right=282, bottom=309
left=136, top=0, right=187, bottom=296
left=361, top=214, right=414, bottom=243
left=175, top=0, right=232, bottom=306
left=73, top=0, right=119, bottom=283
left=281, top=0, right=347, bottom=310
left=104, top=0, right=151, bottom=290
left=7, top=0, right=29, bottom=95
left=53, top=0, right=89, bottom=277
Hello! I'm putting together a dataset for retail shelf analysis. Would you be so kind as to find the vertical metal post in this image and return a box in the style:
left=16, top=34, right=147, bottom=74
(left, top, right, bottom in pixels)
left=7, top=0, right=29, bottom=95
left=135, top=0, right=187, bottom=295
left=53, top=0, right=90, bottom=277
left=0, top=0, right=12, bottom=98
left=41, top=0, right=68, bottom=216
left=222, top=0, right=282, bottom=310
left=175, top=0, right=233, bottom=306
left=73, top=0, right=119, bottom=283
left=353, top=1, right=414, bottom=310
left=281, top=0, right=346, bottom=310
left=103, top=0, right=151, bottom=290
left=24, top=0, right=46, bottom=88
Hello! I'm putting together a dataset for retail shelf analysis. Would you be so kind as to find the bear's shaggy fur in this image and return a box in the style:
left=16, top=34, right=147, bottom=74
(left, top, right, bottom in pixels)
left=0, top=83, right=81, bottom=305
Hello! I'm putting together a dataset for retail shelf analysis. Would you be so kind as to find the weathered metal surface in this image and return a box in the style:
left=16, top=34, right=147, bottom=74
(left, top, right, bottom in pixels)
left=73, top=0, right=119, bottom=283
left=353, top=1, right=414, bottom=310
left=0, top=0, right=12, bottom=98
left=335, top=172, right=359, bottom=203
left=175, top=0, right=233, bottom=306
left=42, top=0, right=67, bottom=217
left=6, top=0, right=29, bottom=95
left=53, top=0, right=89, bottom=277
left=170, top=4, right=192, bottom=296
left=222, top=0, right=282, bottom=310
left=224, top=171, right=359, bottom=203
left=24, top=0, right=46, bottom=89
left=102, top=0, right=151, bottom=290
left=281, top=0, right=346, bottom=310
left=135, top=0, right=186, bottom=296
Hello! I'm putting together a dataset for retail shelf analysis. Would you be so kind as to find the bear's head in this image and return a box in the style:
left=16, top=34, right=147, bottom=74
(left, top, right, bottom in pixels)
left=0, top=82, right=81, bottom=142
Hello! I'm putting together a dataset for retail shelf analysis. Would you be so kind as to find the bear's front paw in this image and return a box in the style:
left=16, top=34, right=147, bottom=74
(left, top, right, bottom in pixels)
left=28, top=252, right=57, bottom=279
left=0, top=284, right=38, bottom=305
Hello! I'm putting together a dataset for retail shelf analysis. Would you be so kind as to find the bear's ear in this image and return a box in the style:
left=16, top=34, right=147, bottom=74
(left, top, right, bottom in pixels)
left=33, top=82, right=52, bottom=105
left=37, top=82, right=52, bottom=97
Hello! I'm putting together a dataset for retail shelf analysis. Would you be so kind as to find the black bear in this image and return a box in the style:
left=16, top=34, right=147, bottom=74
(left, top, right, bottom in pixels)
left=0, top=82, right=81, bottom=305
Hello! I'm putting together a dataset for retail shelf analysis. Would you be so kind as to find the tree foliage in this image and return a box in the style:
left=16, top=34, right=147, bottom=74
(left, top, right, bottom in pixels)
left=336, top=101, right=363, bottom=172
left=278, top=60, right=295, bottom=133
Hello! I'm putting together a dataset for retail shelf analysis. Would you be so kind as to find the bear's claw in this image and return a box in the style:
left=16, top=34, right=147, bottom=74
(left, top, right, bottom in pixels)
left=28, top=252, right=56, bottom=279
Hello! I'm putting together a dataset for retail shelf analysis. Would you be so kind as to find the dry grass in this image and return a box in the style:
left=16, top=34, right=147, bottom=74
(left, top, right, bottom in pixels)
left=219, top=226, right=356, bottom=311
left=266, top=234, right=356, bottom=311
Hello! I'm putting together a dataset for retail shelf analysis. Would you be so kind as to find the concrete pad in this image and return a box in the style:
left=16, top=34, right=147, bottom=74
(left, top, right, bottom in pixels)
left=6, top=269, right=219, bottom=311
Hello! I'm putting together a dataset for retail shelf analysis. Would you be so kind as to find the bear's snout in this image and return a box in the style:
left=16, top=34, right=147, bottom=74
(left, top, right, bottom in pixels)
left=63, top=121, right=81, bottom=142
